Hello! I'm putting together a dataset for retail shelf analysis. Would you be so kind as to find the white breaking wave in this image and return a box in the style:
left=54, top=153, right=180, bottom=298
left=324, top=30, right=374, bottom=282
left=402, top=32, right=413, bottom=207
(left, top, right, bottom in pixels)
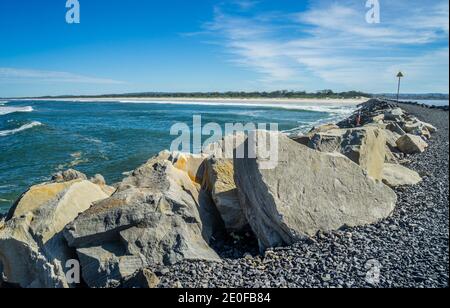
left=0, top=106, right=34, bottom=115
left=117, top=100, right=355, bottom=134
left=0, top=101, right=8, bottom=105
left=115, top=100, right=356, bottom=115
left=24, top=98, right=358, bottom=115
left=282, top=110, right=355, bottom=136
left=0, top=121, right=42, bottom=137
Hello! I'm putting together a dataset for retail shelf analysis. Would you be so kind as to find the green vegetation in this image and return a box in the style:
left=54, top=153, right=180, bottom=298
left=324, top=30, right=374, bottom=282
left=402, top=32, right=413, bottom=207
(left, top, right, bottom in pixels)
left=35, top=90, right=371, bottom=99
left=8, top=91, right=448, bottom=101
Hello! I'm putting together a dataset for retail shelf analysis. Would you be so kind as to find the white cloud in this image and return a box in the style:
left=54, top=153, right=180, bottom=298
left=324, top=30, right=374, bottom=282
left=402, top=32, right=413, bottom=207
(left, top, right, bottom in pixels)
left=296, top=2, right=447, bottom=44
left=203, top=0, right=449, bottom=92
left=234, top=0, right=259, bottom=11
left=0, top=68, right=125, bottom=85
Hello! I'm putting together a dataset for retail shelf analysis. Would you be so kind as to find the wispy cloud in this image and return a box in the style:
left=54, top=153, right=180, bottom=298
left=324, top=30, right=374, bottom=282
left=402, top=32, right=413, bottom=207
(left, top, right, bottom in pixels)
left=0, top=68, right=125, bottom=85
left=202, top=0, right=449, bottom=92
left=233, top=0, right=260, bottom=11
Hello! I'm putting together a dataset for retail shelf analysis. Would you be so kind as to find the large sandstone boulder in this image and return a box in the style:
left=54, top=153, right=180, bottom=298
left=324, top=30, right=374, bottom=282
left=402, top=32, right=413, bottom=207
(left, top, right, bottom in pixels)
left=384, top=108, right=405, bottom=121
left=76, top=244, right=145, bottom=288
left=403, top=121, right=424, bottom=134
left=386, top=122, right=406, bottom=136
left=421, top=121, right=437, bottom=134
left=379, top=129, right=401, bottom=163
left=64, top=153, right=222, bottom=288
left=382, top=164, right=422, bottom=188
left=292, top=125, right=340, bottom=147
left=291, top=134, right=311, bottom=146
left=309, top=127, right=386, bottom=181
left=371, top=114, right=385, bottom=123
left=339, top=127, right=386, bottom=181
left=384, top=146, right=399, bottom=164
left=203, top=132, right=247, bottom=159
left=381, top=129, right=401, bottom=151
left=234, top=131, right=397, bottom=251
left=202, top=157, right=247, bottom=232
left=403, top=121, right=432, bottom=139
left=396, top=134, right=428, bottom=154
left=90, top=174, right=117, bottom=195
left=308, top=129, right=346, bottom=153
left=0, top=177, right=111, bottom=288
left=403, top=119, right=437, bottom=135
left=166, top=151, right=209, bottom=184
left=202, top=133, right=249, bottom=232
left=52, top=169, right=87, bottom=182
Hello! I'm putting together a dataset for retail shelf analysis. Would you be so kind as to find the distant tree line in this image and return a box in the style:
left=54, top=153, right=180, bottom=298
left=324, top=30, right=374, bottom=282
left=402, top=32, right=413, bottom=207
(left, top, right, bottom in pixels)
left=36, top=90, right=371, bottom=99
left=6, top=91, right=448, bottom=101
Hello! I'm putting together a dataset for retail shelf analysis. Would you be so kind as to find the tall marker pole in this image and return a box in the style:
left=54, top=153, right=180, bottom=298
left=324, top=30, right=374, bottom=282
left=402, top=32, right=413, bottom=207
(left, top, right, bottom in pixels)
left=396, top=71, right=404, bottom=102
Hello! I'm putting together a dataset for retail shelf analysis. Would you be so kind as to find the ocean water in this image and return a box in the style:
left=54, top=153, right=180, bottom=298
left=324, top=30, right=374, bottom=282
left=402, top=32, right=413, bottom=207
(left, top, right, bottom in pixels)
left=0, top=99, right=355, bottom=214
left=412, top=99, right=449, bottom=107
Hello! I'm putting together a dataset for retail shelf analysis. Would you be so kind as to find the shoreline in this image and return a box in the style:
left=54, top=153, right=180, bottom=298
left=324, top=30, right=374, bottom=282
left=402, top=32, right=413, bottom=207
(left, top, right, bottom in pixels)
left=9, top=97, right=369, bottom=106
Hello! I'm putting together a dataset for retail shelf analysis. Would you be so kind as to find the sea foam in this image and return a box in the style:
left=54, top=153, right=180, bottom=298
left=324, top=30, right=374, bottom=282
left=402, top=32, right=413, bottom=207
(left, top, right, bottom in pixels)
left=0, top=121, right=42, bottom=137
left=116, top=100, right=356, bottom=114
left=0, top=106, right=34, bottom=115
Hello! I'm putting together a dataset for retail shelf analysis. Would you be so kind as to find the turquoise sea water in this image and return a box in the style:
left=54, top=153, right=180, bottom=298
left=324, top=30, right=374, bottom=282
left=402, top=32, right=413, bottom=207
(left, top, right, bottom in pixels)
left=0, top=99, right=356, bottom=214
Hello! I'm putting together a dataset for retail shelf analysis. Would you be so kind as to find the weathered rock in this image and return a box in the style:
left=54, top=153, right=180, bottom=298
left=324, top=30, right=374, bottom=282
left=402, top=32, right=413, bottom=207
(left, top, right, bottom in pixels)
left=364, top=122, right=389, bottom=130
left=203, top=157, right=247, bottom=232
left=338, top=99, right=399, bottom=128
left=382, top=163, right=422, bottom=188
left=384, top=146, right=398, bottom=164
left=234, top=131, right=397, bottom=251
left=291, top=134, right=311, bottom=146
left=52, top=169, right=87, bottom=183
left=202, top=133, right=250, bottom=232
left=417, top=127, right=431, bottom=140
left=76, top=243, right=145, bottom=288
left=308, top=129, right=345, bottom=153
left=421, top=121, right=437, bottom=133
left=120, top=268, right=160, bottom=289
left=64, top=153, right=222, bottom=288
left=391, top=108, right=404, bottom=116
left=308, top=123, right=340, bottom=134
left=384, top=108, right=405, bottom=121
left=401, top=116, right=438, bottom=140
left=308, top=127, right=386, bottom=180
left=90, top=174, right=106, bottom=186
left=90, top=174, right=116, bottom=195
left=403, top=121, right=421, bottom=133
left=167, top=151, right=209, bottom=184
left=292, top=125, right=341, bottom=147
left=403, top=121, right=431, bottom=140
left=386, top=122, right=406, bottom=136
left=382, top=129, right=401, bottom=151
left=203, top=132, right=247, bottom=159
left=396, top=134, right=429, bottom=154
left=403, top=120, right=437, bottom=135
left=0, top=178, right=110, bottom=288
left=372, top=114, right=385, bottom=123
left=340, top=127, right=386, bottom=181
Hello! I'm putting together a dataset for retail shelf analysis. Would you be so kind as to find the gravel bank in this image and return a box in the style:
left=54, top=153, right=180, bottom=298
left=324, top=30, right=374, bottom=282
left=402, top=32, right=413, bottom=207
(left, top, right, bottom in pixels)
left=159, top=103, right=449, bottom=288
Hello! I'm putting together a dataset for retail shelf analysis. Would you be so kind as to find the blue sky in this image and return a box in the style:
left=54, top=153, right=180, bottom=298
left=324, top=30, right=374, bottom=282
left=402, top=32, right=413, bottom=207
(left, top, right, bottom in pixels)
left=0, top=0, right=448, bottom=97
